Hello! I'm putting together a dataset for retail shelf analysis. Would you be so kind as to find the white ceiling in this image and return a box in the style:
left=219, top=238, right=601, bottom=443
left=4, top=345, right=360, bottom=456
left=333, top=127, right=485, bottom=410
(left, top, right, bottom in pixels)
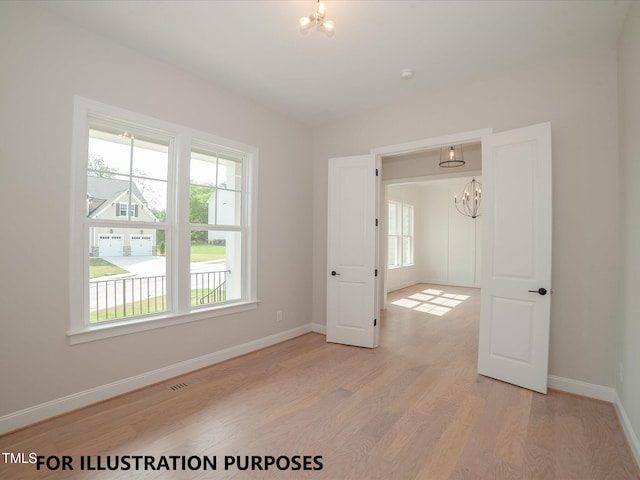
left=34, top=0, right=630, bottom=127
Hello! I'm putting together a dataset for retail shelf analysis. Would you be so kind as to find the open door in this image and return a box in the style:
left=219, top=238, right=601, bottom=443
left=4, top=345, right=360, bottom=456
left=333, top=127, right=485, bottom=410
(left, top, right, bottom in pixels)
left=478, top=122, right=552, bottom=393
left=327, top=154, right=379, bottom=348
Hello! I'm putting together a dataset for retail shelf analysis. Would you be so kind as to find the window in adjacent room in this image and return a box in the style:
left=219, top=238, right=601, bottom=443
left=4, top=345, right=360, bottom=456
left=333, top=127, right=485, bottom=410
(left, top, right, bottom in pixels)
left=388, top=201, right=414, bottom=267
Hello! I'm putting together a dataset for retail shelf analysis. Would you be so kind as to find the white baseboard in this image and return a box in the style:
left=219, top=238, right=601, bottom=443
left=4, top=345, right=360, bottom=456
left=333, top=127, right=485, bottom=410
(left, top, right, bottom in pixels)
left=613, top=391, right=640, bottom=469
left=547, top=374, right=616, bottom=402
left=0, top=324, right=311, bottom=435
left=311, top=322, right=326, bottom=335
left=419, top=279, right=481, bottom=289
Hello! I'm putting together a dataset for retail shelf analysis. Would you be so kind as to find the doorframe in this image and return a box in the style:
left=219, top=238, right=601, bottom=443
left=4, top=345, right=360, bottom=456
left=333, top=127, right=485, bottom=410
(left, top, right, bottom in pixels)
left=370, top=128, right=492, bottom=309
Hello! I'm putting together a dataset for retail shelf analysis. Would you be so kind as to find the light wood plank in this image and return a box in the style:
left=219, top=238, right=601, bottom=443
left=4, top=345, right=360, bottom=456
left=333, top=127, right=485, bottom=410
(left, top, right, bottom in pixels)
left=414, top=395, right=485, bottom=480
left=493, top=387, right=533, bottom=467
left=1, top=284, right=638, bottom=480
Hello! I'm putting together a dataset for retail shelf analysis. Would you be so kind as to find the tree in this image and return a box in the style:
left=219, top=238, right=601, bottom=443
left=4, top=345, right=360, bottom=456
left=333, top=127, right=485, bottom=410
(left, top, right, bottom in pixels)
left=189, top=185, right=215, bottom=243
left=87, top=154, right=116, bottom=178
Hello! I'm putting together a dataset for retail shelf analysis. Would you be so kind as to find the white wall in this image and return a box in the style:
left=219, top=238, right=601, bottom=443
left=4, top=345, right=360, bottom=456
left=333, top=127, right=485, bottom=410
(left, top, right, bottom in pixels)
left=420, top=178, right=482, bottom=287
left=617, top=0, right=640, bottom=449
left=385, top=178, right=481, bottom=293
left=312, top=45, right=620, bottom=389
left=0, top=3, right=313, bottom=420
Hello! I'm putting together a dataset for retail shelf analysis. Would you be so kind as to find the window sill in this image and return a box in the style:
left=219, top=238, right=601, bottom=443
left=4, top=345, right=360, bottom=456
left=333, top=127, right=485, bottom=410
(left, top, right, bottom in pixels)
left=67, top=300, right=260, bottom=345
left=388, top=264, right=415, bottom=270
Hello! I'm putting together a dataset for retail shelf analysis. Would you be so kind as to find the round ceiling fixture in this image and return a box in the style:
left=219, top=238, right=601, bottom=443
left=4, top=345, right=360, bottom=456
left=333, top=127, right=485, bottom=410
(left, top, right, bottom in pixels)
left=400, top=69, right=414, bottom=80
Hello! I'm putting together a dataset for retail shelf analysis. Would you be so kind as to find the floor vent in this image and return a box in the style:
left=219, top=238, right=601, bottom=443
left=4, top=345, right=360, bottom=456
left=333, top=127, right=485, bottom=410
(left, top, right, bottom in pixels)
left=168, top=382, right=189, bottom=392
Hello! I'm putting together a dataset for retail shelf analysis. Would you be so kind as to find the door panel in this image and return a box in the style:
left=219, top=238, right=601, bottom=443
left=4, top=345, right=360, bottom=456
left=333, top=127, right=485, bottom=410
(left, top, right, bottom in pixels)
left=490, top=297, right=535, bottom=363
left=479, top=122, right=552, bottom=393
left=327, top=155, right=378, bottom=348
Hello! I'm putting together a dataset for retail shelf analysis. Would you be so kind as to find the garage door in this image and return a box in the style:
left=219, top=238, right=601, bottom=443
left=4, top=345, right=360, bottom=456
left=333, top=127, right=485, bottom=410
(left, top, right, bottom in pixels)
left=98, top=235, right=123, bottom=257
left=130, top=235, right=153, bottom=256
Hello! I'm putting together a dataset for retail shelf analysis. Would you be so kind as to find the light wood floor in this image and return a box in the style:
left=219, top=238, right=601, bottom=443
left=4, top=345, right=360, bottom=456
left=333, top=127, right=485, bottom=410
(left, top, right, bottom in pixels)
left=1, top=284, right=638, bottom=479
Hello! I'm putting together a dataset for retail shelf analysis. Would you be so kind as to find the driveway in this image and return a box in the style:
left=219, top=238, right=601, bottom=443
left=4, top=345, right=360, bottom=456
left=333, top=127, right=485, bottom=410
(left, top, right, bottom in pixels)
left=100, top=255, right=227, bottom=278
left=101, top=255, right=166, bottom=277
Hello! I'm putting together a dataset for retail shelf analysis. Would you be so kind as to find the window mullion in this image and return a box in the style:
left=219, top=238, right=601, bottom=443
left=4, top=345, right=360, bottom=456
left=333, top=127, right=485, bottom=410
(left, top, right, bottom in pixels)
left=174, top=135, right=192, bottom=315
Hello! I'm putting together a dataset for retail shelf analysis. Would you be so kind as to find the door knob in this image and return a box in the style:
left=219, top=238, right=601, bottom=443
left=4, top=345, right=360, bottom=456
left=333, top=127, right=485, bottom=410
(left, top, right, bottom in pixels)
left=528, top=287, right=547, bottom=295
left=331, top=270, right=340, bottom=276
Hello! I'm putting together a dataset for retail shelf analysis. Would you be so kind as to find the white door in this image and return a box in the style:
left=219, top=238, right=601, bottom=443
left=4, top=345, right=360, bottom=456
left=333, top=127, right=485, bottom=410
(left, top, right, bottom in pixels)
left=130, top=235, right=152, bottom=256
left=98, top=234, right=123, bottom=257
left=478, top=122, right=552, bottom=394
left=327, top=154, right=379, bottom=348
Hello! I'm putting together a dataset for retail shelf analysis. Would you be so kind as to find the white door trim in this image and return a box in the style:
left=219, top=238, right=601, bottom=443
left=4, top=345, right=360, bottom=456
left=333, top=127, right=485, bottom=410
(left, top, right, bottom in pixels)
left=371, top=128, right=493, bottom=157
left=371, top=128, right=492, bottom=309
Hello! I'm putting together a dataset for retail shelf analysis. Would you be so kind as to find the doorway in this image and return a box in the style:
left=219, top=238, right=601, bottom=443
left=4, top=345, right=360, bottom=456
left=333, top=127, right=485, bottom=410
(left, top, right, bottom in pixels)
left=375, top=137, right=485, bottom=311
left=327, top=124, right=552, bottom=393
left=366, top=123, right=553, bottom=393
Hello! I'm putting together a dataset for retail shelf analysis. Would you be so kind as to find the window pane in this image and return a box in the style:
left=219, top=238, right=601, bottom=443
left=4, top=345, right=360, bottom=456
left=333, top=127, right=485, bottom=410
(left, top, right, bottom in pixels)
left=403, top=236, right=413, bottom=265
left=88, top=127, right=168, bottom=223
left=190, top=230, right=242, bottom=307
left=189, top=184, right=216, bottom=225
left=402, top=204, right=414, bottom=235
left=388, top=236, right=399, bottom=267
left=388, top=202, right=399, bottom=235
left=89, top=227, right=167, bottom=323
left=131, top=137, right=169, bottom=181
left=191, top=147, right=243, bottom=226
left=88, top=129, right=131, bottom=176
left=214, top=189, right=241, bottom=226
left=132, top=177, right=167, bottom=221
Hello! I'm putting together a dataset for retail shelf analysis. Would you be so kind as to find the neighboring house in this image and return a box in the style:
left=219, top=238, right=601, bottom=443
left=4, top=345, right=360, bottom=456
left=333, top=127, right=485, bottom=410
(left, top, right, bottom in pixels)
left=87, top=176, right=158, bottom=257
left=206, top=188, right=235, bottom=243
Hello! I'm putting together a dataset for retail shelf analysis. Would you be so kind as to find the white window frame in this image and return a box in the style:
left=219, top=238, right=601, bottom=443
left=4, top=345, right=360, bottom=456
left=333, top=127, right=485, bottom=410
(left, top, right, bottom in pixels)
left=388, top=200, right=414, bottom=268
left=69, top=96, right=259, bottom=344
left=388, top=201, right=401, bottom=268
left=402, top=203, right=414, bottom=266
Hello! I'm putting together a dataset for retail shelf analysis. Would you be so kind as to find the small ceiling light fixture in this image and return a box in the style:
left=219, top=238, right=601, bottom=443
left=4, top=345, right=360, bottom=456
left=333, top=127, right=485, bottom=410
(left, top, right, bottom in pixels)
left=400, top=69, right=414, bottom=80
left=299, top=0, right=335, bottom=37
left=454, top=178, right=482, bottom=219
left=439, top=145, right=465, bottom=168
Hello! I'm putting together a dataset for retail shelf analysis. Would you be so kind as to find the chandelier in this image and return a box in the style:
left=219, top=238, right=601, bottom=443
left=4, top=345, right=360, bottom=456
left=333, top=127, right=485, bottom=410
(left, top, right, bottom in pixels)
left=454, top=178, right=482, bottom=218
left=439, top=145, right=465, bottom=168
left=299, top=0, right=335, bottom=37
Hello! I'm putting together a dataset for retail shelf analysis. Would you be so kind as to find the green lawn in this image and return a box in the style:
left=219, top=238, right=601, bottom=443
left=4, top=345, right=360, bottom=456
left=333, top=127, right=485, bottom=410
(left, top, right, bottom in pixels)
left=90, top=295, right=166, bottom=322
left=89, top=258, right=128, bottom=278
left=190, top=243, right=226, bottom=263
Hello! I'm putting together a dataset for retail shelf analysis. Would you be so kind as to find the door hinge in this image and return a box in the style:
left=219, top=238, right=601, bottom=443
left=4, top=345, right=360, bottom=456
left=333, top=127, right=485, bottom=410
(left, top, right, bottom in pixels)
left=375, top=218, right=378, bottom=227
left=375, top=269, right=378, bottom=277
left=374, top=318, right=377, bottom=326
left=375, top=168, right=379, bottom=176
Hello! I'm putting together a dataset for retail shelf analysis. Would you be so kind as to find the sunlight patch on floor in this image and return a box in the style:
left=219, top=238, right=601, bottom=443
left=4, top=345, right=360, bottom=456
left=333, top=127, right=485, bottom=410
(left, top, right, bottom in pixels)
left=392, top=298, right=421, bottom=309
left=391, top=288, right=470, bottom=317
left=408, top=293, right=435, bottom=302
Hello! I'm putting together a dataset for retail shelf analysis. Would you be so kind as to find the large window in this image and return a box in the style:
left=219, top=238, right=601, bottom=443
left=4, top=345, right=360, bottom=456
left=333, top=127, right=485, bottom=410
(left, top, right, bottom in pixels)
left=70, top=97, right=257, bottom=343
left=388, top=201, right=414, bottom=267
